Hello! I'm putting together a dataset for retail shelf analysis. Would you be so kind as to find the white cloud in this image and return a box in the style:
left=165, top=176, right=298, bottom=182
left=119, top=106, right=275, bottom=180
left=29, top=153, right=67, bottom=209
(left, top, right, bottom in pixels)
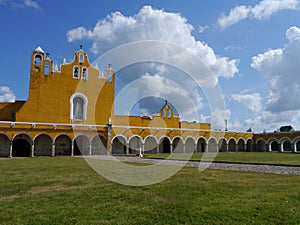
left=115, top=71, right=205, bottom=122
left=286, top=26, right=300, bottom=41
left=210, top=108, right=231, bottom=130
left=0, top=86, right=16, bottom=102
left=24, top=0, right=39, bottom=9
left=218, top=5, right=250, bottom=30
left=251, top=26, right=300, bottom=112
left=67, top=6, right=238, bottom=80
left=245, top=111, right=300, bottom=132
left=0, top=0, right=40, bottom=9
left=231, top=92, right=263, bottom=113
left=198, top=25, right=209, bottom=33
left=217, top=0, right=300, bottom=30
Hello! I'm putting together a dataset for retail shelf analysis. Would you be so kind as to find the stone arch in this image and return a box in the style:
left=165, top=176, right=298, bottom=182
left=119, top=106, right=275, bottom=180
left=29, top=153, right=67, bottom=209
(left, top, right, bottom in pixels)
left=185, top=137, right=195, bottom=153
left=144, top=135, right=158, bottom=154
left=70, top=92, right=88, bottom=120
left=12, top=133, right=33, bottom=157
left=34, top=53, right=42, bottom=64
left=207, top=138, right=218, bottom=152
left=292, top=137, right=300, bottom=152
left=246, top=139, right=253, bottom=152
left=218, top=138, right=227, bottom=152
left=280, top=137, right=292, bottom=152
left=54, top=134, right=72, bottom=156
left=268, top=138, right=279, bottom=152
left=34, top=133, right=52, bottom=156
left=74, top=135, right=90, bottom=156
left=228, top=138, right=236, bottom=152
left=112, top=135, right=127, bottom=154
left=159, top=136, right=171, bottom=153
left=172, top=136, right=184, bottom=153
left=196, top=137, right=207, bottom=153
left=128, top=135, right=143, bottom=154
left=0, top=133, right=10, bottom=157
left=91, top=135, right=107, bottom=155
left=237, top=138, right=245, bottom=152
left=256, top=139, right=267, bottom=152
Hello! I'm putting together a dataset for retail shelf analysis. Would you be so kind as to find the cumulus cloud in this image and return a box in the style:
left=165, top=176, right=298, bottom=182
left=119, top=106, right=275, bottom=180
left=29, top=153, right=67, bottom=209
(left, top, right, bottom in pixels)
left=251, top=26, right=300, bottom=112
left=231, top=92, right=263, bottom=113
left=0, top=86, right=16, bottom=102
left=114, top=71, right=204, bottom=122
left=218, top=0, right=300, bottom=30
left=67, top=6, right=238, bottom=79
left=245, top=111, right=300, bottom=132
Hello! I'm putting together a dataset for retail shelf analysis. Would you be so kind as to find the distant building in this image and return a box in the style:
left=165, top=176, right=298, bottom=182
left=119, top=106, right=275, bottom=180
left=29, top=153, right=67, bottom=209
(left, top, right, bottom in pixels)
left=0, top=46, right=298, bottom=157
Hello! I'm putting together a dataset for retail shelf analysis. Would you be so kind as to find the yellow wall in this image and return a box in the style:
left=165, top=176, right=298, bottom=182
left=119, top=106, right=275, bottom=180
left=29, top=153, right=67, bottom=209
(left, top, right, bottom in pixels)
left=16, top=49, right=115, bottom=125
left=0, top=101, right=25, bottom=121
left=0, top=46, right=257, bottom=153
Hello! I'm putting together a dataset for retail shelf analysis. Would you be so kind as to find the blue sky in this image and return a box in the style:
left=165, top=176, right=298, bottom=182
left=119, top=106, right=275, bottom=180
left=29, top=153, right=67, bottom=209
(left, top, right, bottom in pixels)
left=1, top=0, right=300, bottom=132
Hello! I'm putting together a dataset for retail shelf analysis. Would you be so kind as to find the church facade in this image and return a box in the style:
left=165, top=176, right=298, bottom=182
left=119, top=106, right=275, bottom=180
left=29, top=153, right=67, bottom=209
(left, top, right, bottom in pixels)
left=0, top=46, right=299, bottom=157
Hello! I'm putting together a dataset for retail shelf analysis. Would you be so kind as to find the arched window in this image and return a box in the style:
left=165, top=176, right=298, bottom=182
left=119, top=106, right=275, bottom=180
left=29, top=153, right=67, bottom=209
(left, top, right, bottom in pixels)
left=44, top=62, right=50, bottom=75
left=34, top=54, right=42, bottom=65
left=70, top=93, right=88, bottom=121
left=73, top=97, right=84, bottom=119
left=82, top=67, right=88, bottom=80
left=73, top=66, right=80, bottom=79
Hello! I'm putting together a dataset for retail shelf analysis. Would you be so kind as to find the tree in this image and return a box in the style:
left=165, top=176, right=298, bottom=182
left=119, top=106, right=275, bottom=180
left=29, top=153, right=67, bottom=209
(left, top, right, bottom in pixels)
left=279, top=125, right=294, bottom=132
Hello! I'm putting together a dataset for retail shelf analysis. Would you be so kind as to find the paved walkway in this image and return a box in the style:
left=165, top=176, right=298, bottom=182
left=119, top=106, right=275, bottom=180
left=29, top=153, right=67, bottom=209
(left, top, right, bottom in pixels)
left=85, top=156, right=300, bottom=176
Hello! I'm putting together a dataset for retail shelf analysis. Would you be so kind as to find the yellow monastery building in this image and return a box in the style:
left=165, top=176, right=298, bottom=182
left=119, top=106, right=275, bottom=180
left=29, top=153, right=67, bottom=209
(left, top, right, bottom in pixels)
left=0, top=46, right=299, bottom=157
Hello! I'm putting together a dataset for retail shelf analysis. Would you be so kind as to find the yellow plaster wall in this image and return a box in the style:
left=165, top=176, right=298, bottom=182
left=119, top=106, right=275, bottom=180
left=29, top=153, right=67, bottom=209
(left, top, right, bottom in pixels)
left=0, top=101, right=25, bottom=121
left=16, top=49, right=115, bottom=125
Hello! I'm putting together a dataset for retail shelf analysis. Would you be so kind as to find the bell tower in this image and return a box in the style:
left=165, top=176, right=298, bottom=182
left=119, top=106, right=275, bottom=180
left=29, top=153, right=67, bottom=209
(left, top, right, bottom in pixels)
left=29, top=46, right=53, bottom=90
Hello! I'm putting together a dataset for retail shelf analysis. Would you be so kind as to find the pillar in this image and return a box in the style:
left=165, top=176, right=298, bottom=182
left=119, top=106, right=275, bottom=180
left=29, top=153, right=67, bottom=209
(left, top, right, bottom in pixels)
left=268, top=143, right=272, bottom=152
left=293, top=142, right=297, bottom=153
left=89, top=143, right=92, bottom=156
left=9, top=140, right=12, bottom=158
left=31, top=143, right=34, bottom=157
left=106, top=141, right=112, bottom=155
left=142, top=143, right=145, bottom=155
left=280, top=142, right=284, bottom=153
left=51, top=143, right=55, bottom=157
left=71, top=142, right=74, bottom=156
left=170, top=143, right=173, bottom=154
left=126, top=143, right=129, bottom=155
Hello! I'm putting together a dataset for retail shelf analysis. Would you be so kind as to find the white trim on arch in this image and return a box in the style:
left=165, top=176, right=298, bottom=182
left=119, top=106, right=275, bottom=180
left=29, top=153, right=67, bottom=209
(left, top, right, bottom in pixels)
left=70, top=92, right=88, bottom=120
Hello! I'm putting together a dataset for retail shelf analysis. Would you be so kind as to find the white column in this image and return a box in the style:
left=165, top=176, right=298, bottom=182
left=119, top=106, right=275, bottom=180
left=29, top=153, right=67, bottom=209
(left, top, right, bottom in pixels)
left=89, top=143, right=92, bottom=156
left=31, top=143, right=34, bottom=157
left=9, top=140, right=13, bottom=158
left=51, top=143, right=55, bottom=157
left=71, top=142, right=74, bottom=156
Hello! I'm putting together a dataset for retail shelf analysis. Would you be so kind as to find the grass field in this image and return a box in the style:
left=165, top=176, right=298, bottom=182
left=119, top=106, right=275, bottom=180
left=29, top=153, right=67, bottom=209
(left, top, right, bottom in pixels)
left=144, top=152, right=300, bottom=166
left=0, top=157, right=300, bottom=224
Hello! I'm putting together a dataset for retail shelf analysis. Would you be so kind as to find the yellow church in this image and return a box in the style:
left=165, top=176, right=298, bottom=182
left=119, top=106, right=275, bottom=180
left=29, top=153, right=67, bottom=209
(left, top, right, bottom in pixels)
left=0, top=46, right=299, bottom=158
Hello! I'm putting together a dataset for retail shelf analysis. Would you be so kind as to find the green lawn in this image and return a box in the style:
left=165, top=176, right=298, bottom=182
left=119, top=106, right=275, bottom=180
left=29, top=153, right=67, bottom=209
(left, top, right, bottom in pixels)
left=144, top=152, right=300, bottom=166
left=0, top=157, right=300, bottom=224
